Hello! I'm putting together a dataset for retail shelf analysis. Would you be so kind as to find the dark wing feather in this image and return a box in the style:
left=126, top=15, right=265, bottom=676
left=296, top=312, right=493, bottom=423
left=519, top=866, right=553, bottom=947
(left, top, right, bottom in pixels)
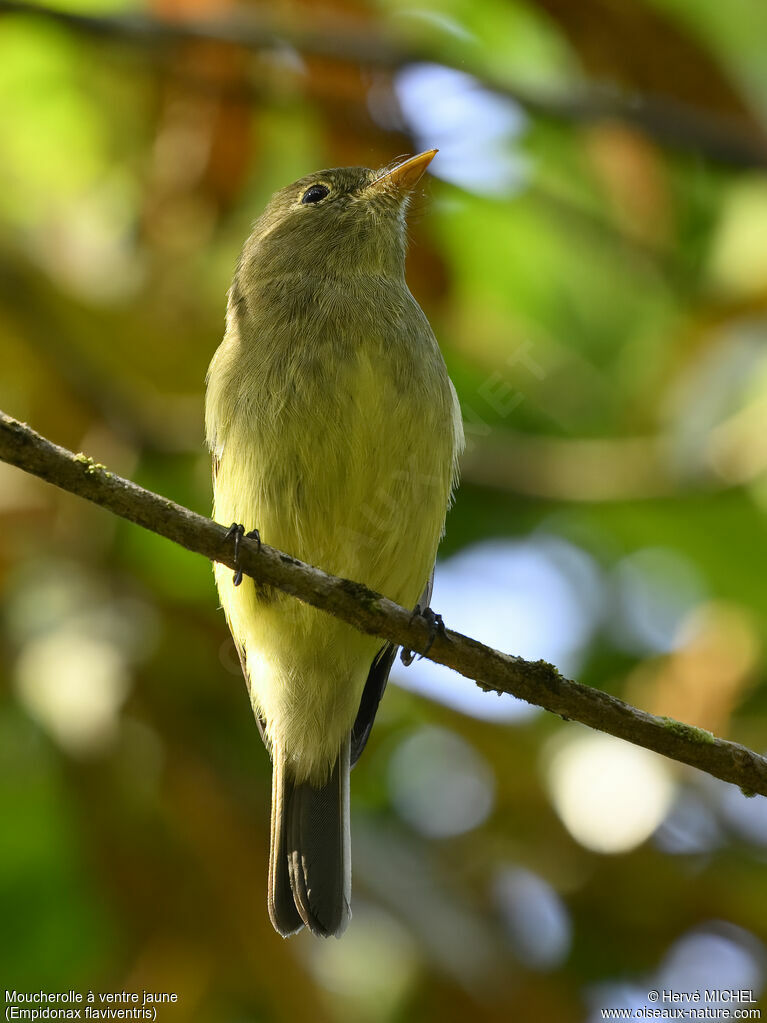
left=350, top=569, right=435, bottom=766
left=418, top=568, right=435, bottom=613
left=350, top=642, right=396, bottom=766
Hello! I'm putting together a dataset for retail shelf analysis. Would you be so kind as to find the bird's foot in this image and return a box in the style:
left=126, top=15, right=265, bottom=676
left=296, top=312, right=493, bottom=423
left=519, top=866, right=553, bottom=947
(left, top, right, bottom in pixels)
left=225, top=522, right=262, bottom=586
left=400, top=606, right=445, bottom=666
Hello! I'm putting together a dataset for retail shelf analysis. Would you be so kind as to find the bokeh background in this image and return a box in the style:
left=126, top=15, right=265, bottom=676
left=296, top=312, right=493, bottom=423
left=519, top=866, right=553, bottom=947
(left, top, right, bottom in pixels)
left=2, top=0, right=767, bottom=1019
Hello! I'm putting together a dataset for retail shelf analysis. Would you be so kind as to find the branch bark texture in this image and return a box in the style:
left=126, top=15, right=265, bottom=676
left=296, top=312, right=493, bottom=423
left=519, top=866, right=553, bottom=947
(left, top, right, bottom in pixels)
left=1, top=409, right=766, bottom=798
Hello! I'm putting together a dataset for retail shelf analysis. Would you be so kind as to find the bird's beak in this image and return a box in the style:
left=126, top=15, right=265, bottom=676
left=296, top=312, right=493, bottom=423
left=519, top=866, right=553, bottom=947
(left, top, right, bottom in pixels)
left=370, top=149, right=438, bottom=192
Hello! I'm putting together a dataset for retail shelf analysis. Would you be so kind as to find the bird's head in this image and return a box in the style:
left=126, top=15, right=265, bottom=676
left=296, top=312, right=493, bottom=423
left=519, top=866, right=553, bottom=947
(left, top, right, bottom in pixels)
left=235, top=150, right=438, bottom=285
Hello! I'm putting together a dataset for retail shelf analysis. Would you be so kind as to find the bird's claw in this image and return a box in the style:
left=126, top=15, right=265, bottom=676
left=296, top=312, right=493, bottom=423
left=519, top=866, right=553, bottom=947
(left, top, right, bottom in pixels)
left=225, top=522, right=261, bottom=586
left=400, top=606, right=445, bottom=666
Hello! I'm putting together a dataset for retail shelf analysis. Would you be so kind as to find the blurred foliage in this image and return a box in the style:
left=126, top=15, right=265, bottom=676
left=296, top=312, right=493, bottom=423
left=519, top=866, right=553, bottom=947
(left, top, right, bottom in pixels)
left=2, top=0, right=767, bottom=1020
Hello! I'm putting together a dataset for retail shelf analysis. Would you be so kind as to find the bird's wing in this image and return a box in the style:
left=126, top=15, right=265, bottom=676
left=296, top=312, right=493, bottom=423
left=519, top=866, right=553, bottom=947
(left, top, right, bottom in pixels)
left=234, top=562, right=433, bottom=761
left=417, top=567, right=435, bottom=613
left=350, top=568, right=435, bottom=766
left=350, top=642, right=396, bottom=767
left=234, top=639, right=268, bottom=745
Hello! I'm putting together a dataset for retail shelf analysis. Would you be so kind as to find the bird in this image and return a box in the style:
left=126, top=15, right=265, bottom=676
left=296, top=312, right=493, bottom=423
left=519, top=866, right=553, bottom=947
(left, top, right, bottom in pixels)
left=205, top=150, right=464, bottom=938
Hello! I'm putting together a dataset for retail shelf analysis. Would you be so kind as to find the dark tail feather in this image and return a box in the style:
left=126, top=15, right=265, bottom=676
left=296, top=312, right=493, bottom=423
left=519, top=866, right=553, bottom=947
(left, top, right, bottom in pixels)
left=268, top=737, right=351, bottom=939
left=268, top=749, right=304, bottom=937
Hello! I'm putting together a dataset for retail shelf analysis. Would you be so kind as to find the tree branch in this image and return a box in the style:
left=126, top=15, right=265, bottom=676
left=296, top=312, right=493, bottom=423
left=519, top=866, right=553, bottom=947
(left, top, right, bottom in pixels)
left=2, top=0, right=766, bottom=170
left=1, top=408, right=766, bottom=798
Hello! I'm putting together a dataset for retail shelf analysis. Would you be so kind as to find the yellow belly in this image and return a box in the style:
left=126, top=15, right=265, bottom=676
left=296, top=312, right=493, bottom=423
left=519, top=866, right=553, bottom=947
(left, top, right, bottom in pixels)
left=210, top=343, right=456, bottom=783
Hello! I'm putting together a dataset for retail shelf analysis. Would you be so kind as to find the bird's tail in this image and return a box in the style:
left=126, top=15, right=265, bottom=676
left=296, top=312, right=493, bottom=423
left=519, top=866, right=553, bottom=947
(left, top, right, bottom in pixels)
left=268, top=736, right=351, bottom=938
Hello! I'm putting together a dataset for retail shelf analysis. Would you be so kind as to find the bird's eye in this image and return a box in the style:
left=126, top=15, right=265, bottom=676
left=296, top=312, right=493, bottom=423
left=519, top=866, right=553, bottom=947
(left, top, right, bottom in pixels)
left=301, top=184, right=330, bottom=205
